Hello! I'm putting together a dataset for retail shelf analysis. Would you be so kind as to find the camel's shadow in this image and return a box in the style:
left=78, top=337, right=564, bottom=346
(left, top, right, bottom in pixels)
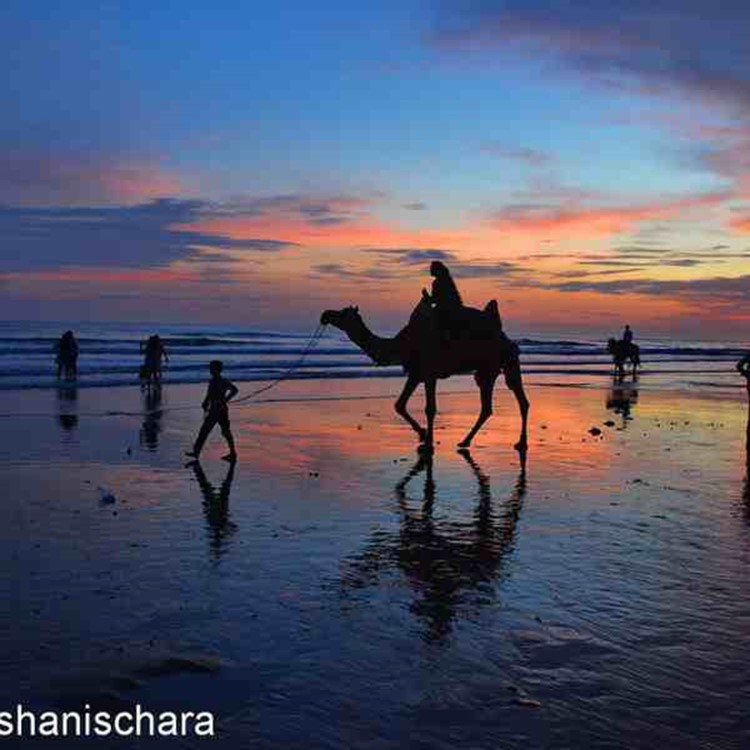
left=341, top=449, right=527, bottom=641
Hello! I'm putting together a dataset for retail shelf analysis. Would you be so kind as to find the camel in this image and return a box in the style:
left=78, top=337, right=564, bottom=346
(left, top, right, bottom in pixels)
left=320, top=296, right=529, bottom=451
left=607, top=338, right=640, bottom=378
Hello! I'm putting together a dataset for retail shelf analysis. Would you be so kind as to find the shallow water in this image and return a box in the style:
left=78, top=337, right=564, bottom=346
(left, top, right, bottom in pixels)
left=0, top=379, right=749, bottom=748
left=0, top=320, right=746, bottom=394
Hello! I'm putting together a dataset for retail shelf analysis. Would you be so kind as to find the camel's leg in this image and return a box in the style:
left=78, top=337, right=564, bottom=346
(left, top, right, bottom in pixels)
left=394, top=374, right=426, bottom=442
left=504, top=361, right=529, bottom=452
left=458, top=373, right=496, bottom=448
left=423, top=378, right=437, bottom=449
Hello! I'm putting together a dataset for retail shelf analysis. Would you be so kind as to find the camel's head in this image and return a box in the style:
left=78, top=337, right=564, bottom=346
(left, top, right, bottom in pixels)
left=320, top=305, right=363, bottom=330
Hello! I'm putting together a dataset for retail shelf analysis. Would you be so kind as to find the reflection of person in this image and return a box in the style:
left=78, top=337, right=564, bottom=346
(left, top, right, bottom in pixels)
left=186, top=360, right=238, bottom=462
left=191, top=459, right=237, bottom=560
left=56, top=385, right=78, bottom=432
left=140, top=384, right=163, bottom=451
left=622, top=325, right=633, bottom=345
left=55, top=331, right=79, bottom=380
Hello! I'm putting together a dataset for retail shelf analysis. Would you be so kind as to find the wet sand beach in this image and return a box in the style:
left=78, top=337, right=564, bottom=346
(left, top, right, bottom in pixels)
left=1, top=378, right=749, bottom=748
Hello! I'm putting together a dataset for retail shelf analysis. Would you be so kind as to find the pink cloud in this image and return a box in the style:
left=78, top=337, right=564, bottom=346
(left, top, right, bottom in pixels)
left=0, top=151, right=181, bottom=205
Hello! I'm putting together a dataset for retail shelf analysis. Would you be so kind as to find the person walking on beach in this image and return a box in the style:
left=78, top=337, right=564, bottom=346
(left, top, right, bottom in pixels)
left=140, top=334, right=169, bottom=385
left=55, top=330, right=79, bottom=380
left=737, top=353, right=750, bottom=392
left=622, top=325, right=633, bottom=345
left=186, top=360, right=238, bottom=462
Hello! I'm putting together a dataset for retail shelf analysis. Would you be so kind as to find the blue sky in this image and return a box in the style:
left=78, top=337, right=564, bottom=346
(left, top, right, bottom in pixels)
left=1, top=1, right=749, bottom=337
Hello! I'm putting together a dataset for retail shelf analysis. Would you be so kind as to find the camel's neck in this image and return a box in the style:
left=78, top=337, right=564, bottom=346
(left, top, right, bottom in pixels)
left=340, top=319, right=401, bottom=366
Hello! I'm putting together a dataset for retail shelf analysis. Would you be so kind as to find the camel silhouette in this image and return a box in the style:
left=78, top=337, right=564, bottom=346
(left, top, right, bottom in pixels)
left=607, top=337, right=640, bottom=378
left=321, top=296, right=529, bottom=451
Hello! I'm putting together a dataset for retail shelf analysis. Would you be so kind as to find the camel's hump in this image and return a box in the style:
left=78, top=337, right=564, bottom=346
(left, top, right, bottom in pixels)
left=483, top=300, right=503, bottom=331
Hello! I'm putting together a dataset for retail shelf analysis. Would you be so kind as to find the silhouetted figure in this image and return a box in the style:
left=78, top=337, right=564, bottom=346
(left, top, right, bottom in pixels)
left=139, top=383, right=163, bottom=451
left=55, top=330, right=79, bottom=380
left=341, top=449, right=526, bottom=641
left=739, top=354, right=750, bottom=524
left=607, top=337, right=640, bottom=378
left=622, top=324, right=633, bottom=345
left=140, top=334, right=168, bottom=386
left=191, top=459, right=237, bottom=561
left=606, top=375, right=639, bottom=426
left=56, top=385, right=78, bottom=432
left=424, top=261, right=463, bottom=339
left=742, top=401, right=750, bottom=525
left=320, top=296, right=528, bottom=452
left=185, top=360, right=238, bottom=462
left=737, top=353, right=750, bottom=390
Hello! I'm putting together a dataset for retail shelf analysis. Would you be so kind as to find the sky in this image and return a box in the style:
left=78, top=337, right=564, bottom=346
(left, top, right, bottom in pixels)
left=1, top=0, right=750, bottom=340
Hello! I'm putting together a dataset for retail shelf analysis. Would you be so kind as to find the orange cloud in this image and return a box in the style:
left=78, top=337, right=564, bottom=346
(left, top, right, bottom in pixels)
left=730, top=214, right=750, bottom=232
left=487, top=192, right=728, bottom=239
left=181, top=213, right=470, bottom=250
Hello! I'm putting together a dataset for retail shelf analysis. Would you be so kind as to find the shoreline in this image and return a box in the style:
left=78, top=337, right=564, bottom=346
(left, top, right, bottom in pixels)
left=1, top=377, right=749, bottom=747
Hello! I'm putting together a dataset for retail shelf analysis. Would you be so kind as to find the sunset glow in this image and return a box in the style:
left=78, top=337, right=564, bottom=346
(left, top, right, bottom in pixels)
left=1, top=1, right=750, bottom=338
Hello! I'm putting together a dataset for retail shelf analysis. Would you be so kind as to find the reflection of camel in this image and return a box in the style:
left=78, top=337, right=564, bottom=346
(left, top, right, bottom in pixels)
left=190, top=460, right=237, bottom=561
left=606, top=375, right=639, bottom=426
left=139, top=384, right=163, bottom=451
left=56, top=386, right=79, bottom=432
left=321, top=298, right=529, bottom=451
left=342, top=449, right=527, bottom=641
left=607, top=338, right=640, bottom=378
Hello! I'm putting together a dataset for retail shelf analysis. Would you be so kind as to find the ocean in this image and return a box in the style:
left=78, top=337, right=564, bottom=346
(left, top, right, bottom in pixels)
left=0, top=320, right=746, bottom=393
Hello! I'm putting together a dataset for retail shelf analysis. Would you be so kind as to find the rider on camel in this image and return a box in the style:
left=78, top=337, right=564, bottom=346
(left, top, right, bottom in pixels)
left=424, top=261, right=463, bottom=341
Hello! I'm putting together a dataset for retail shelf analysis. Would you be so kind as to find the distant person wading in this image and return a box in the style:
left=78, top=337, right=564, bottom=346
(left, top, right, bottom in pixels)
left=55, top=330, right=79, bottom=380
left=140, top=334, right=169, bottom=386
left=738, top=353, right=750, bottom=393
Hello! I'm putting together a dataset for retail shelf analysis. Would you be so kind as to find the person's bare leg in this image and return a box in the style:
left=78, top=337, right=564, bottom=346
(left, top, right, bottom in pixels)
left=220, top=421, right=237, bottom=462
left=187, top=414, right=217, bottom=458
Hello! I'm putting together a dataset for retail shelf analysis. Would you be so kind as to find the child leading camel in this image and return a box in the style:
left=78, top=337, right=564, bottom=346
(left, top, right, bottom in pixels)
left=186, top=360, right=238, bottom=462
